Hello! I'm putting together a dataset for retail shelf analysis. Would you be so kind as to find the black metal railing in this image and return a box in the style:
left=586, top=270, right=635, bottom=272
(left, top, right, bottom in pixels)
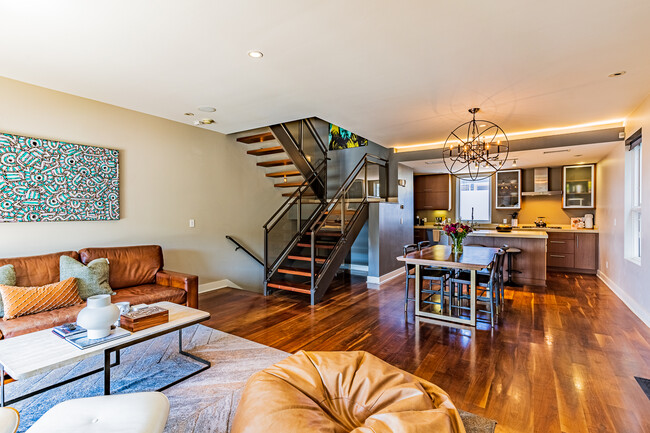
left=226, top=235, right=263, bottom=266
left=308, top=153, right=388, bottom=300
left=263, top=160, right=328, bottom=289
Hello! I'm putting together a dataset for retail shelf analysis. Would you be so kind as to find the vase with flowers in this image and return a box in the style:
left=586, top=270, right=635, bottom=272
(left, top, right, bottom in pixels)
left=443, top=221, right=473, bottom=254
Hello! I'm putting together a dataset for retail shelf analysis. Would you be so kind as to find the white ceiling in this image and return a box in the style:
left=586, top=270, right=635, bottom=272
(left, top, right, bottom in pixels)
left=1, top=1, right=649, bottom=148
left=404, top=141, right=620, bottom=174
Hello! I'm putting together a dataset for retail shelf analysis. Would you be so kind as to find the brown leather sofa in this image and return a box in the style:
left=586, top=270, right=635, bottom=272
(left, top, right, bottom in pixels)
left=232, top=350, right=466, bottom=433
left=0, top=245, right=198, bottom=339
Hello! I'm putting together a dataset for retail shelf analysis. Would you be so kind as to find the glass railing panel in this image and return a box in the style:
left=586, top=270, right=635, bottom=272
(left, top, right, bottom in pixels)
left=301, top=121, right=325, bottom=168
left=266, top=202, right=299, bottom=269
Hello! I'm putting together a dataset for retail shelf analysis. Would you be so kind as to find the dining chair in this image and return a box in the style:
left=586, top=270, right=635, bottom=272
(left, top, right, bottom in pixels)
left=403, top=244, right=450, bottom=314
left=417, top=240, right=431, bottom=250
left=448, top=249, right=505, bottom=327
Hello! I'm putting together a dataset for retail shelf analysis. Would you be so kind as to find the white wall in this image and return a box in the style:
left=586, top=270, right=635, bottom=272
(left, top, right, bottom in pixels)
left=0, top=77, right=284, bottom=293
left=597, top=93, right=650, bottom=327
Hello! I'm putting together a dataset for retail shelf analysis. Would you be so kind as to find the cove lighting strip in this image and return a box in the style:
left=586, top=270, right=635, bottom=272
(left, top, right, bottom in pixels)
left=393, top=118, right=626, bottom=153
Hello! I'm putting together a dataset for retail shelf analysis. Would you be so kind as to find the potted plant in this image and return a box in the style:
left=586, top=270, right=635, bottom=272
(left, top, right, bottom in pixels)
left=443, top=221, right=473, bottom=254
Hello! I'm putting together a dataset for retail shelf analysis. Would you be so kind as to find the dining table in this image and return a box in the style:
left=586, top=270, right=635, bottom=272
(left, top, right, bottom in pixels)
left=396, top=245, right=500, bottom=326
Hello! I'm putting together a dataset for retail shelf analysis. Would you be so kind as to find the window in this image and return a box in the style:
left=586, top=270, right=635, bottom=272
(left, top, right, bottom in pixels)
left=625, top=128, right=642, bottom=263
left=458, top=177, right=491, bottom=222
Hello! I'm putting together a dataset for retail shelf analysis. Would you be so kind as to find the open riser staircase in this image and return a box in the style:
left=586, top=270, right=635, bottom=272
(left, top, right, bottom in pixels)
left=238, top=120, right=388, bottom=304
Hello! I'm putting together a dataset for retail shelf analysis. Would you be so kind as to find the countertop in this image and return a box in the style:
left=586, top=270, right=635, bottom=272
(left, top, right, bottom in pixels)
left=468, top=230, right=548, bottom=239
left=414, top=225, right=599, bottom=233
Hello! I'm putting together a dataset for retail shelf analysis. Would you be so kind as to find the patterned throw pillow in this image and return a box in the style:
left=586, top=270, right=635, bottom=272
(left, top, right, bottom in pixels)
left=0, top=277, right=83, bottom=320
left=59, top=255, right=114, bottom=300
left=0, top=264, right=16, bottom=318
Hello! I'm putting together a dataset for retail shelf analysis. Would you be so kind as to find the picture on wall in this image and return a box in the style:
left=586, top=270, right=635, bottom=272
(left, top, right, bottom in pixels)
left=0, top=132, right=119, bottom=222
left=328, top=123, right=368, bottom=150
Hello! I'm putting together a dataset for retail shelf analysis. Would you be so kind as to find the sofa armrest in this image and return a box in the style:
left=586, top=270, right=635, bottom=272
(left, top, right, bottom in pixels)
left=155, top=270, right=199, bottom=309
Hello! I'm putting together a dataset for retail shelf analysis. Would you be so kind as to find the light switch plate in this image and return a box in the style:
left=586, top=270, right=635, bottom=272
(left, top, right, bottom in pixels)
left=189, top=219, right=195, bottom=228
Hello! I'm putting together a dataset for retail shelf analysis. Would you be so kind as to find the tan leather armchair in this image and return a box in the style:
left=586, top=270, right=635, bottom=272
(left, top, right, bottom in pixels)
left=232, top=350, right=466, bottom=433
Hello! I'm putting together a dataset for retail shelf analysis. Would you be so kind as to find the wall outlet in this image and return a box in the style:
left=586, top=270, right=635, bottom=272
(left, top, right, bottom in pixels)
left=606, top=261, right=609, bottom=269
left=189, top=219, right=195, bottom=228
left=613, top=218, right=616, bottom=226
left=400, top=217, right=403, bottom=225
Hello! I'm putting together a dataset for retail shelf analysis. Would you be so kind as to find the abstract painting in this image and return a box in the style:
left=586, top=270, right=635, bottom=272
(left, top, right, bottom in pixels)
left=328, top=124, right=368, bottom=150
left=0, top=132, right=119, bottom=222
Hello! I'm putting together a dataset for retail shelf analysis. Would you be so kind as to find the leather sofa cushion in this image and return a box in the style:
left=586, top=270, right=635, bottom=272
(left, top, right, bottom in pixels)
left=79, top=246, right=163, bottom=289
left=232, top=351, right=466, bottom=433
left=0, top=284, right=185, bottom=339
left=0, top=251, right=80, bottom=287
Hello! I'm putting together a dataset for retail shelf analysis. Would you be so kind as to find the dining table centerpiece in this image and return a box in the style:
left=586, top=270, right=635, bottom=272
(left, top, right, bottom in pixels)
left=443, top=221, right=473, bottom=254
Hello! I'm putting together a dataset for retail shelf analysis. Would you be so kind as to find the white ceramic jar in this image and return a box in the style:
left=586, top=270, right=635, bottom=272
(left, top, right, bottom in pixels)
left=77, top=294, right=120, bottom=339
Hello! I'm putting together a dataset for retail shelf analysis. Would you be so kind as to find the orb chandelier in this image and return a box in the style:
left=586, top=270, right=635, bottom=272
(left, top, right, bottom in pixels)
left=442, top=108, right=509, bottom=181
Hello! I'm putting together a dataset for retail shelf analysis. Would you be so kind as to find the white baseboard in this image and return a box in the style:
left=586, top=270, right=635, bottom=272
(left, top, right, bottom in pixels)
left=367, top=267, right=405, bottom=286
left=341, top=263, right=369, bottom=276
left=597, top=270, right=650, bottom=328
left=199, top=279, right=242, bottom=294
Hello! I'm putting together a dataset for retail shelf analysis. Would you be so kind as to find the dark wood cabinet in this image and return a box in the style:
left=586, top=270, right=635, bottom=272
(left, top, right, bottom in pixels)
left=546, top=232, right=598, bottom=274
left=414, top=174, right=451, bottom=210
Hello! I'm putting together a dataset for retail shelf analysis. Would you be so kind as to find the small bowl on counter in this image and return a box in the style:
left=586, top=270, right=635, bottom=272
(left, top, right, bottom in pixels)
left=495, top=224, right=513, bottom=233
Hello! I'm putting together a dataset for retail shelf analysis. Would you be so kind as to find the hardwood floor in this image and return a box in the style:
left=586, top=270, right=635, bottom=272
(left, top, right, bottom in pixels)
left=200, top=272, right=650, bottom=433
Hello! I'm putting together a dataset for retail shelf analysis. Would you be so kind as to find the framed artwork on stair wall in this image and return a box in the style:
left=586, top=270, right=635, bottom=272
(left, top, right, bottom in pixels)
left=0, top=132, right=119, bottom=222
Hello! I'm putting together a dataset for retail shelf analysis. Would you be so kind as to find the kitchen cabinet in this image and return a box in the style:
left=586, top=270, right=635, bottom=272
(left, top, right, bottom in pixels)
left=414, top=174, right=451, bottom=210
left=563, top=164, right=595, bottom=209
left=546, top=231, right=598, bottom=274
left=495, top=169, right=521, bottom=209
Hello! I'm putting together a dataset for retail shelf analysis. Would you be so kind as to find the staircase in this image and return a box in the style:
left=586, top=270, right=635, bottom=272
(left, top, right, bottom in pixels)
left=237, top=132, right=306, bottom=195
left=237, top=120, right=388, bottom=304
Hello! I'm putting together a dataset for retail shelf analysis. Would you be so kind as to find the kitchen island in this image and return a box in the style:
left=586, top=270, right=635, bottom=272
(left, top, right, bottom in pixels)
left=465, top=230, right=548, bottom=286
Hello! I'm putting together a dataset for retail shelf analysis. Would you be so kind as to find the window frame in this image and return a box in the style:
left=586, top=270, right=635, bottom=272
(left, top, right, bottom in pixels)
left=625, top=132, right=642, bottom=265
left=456, top=176, right=492, bottom=223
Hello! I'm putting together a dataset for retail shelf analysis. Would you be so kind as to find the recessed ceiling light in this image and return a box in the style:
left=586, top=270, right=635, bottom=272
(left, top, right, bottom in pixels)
left=248, top=50, right=263, bottom=58
left=184, top=112, right=194, bottom=116
left=198, top=106, right=216, bottom=113
left=608, top=71, right=626, bottom=78
left=194, top=119, right=216, bottom=125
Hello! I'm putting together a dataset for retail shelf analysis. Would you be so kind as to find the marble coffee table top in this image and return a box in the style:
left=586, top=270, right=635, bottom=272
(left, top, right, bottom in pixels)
left=0, top=302, right=210, bottom=380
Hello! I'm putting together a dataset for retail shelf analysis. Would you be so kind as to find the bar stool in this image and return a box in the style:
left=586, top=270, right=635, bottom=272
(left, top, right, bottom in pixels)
left=502, top=244, right=522, bottom=287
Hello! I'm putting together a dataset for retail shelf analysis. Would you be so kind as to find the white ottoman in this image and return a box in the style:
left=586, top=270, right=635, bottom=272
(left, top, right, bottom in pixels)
left=26, top=392, right=169, bottom=433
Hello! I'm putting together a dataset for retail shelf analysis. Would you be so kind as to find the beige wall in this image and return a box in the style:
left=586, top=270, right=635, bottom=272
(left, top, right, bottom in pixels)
left=0, top=77, right=285, bottom=293
left=597, top=93, right=650, bottom=327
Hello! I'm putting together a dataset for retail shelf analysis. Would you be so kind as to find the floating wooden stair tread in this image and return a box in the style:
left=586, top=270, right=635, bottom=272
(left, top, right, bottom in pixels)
left=277, top=267, right=312, bottom=277
left=275, top=182, right=303, bottom=188
left=258, top=159, right=293, bottom=167
left=237, top=132, right=275, bottom=144
left=288, top=255, right=326, bottom=264
left=297, top=242, right=335, bottom=249
left=306, top=231, right=340, bottom=237
left=267, top=281, right=311, bottom=294
left=266, top=170, right=301, bottom=178
left=247, top=146, right=284, bottom=156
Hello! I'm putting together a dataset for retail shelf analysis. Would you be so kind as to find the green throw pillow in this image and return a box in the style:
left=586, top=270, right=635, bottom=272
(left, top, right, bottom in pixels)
left=59, top=255, right=114, bottom=300
left=0, top=264, right=16, bottom=317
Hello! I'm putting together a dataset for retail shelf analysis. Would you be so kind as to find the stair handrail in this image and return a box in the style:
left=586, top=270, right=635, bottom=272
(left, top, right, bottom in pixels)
left=226, top=235, right=263, bottom=266
left=308, top=153, right=388, bottom=295
left=309, top=153, right=388, bottom=234
left=263, top=159, right=327, bottom=232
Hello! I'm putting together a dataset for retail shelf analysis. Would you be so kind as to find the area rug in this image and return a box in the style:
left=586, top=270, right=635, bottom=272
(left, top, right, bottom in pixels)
left=6, top=325, right=496, bottom=432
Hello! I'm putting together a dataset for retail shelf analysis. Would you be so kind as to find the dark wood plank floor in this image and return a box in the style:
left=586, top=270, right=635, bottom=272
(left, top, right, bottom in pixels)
left=201, top=272, right=650, bottom=433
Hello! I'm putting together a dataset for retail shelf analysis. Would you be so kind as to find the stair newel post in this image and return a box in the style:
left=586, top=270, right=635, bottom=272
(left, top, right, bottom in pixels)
left=310, top=230, right=316, bottom=294
left=263, top=226, right=269, bottom=295
left=297, top=187, right=302, bottom=232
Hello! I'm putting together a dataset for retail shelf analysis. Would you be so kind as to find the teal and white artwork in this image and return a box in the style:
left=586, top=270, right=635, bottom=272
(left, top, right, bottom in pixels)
left=0, top=132, right=119, bottom=222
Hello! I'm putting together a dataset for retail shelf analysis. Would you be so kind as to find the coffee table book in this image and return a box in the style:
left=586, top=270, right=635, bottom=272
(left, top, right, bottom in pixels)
left=120, top=306, right=169, bottom=332
left=66, top=327, right=131, bottom=350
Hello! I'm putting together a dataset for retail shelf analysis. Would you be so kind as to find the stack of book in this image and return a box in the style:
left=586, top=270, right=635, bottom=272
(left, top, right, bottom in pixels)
left=52, top=323, right=130, bottom=350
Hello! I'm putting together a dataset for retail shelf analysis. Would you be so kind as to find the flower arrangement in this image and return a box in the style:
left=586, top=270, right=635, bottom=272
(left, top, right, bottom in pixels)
left=442, top=221, right=473, bottom=254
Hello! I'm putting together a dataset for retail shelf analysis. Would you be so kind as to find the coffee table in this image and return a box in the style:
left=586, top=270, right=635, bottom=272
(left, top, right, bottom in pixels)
left=0, top=301, right=210, bottom=407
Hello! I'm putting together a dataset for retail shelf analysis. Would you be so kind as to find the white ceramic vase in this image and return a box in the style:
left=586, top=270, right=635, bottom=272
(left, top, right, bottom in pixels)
left=77, top=294, right=120, bottom=339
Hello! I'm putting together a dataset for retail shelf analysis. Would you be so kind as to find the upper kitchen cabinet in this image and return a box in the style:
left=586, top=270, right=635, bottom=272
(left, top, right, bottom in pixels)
left=414, top=174, right=451, bottom=210
left=495, top=169, right=521, bottom=209
left=563, top=164, right=595, bottom=208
